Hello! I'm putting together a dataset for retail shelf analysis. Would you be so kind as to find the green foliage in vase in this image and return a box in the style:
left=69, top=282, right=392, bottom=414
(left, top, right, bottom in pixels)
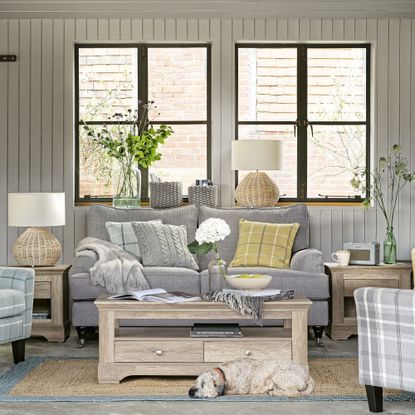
left=82, top=101, right=174, bottom=169
left=351, top=144, right=415, bottom=227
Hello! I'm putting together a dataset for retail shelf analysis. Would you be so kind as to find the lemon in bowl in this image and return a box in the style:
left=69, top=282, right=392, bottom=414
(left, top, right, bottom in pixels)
left=225, top=274, right=272, bottom=290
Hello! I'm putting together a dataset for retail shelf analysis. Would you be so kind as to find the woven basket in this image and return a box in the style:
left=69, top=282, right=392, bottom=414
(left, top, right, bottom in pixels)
left=188, top=185, right=218, bottom=207
left=235, top=172, right=279, bottom=207
left=149, top=181, right=183, bottom=209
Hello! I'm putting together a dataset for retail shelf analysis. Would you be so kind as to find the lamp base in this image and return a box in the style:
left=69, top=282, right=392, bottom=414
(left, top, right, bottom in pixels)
left=235, top=172, right=279, bottom=207
left=13, top=227, right=62, bottom=266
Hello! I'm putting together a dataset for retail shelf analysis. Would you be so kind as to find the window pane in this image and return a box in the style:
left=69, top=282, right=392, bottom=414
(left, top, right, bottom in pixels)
left=238, top=48, right=297, bottom=122
left=78, top=48, right=138, bottom=121
left=148, top=48, right=207, bottom=121
left=238, top=125, right=297, bottom=198
left=307, top=125, right=366, bottom=198
left=149, top=124, right=207, bottom=194
left=308, top=48, right=366, bottom=122
left=78, top=125, right=113, bottom=199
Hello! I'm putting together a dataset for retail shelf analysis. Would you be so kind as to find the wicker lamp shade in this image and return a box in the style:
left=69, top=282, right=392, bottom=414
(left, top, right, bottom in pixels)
left=235, top=172, right=279, bottom=207
left=13, top=227, right=62, bottom=266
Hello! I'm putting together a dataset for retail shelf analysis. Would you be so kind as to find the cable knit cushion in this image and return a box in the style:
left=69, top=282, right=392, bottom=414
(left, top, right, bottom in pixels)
left=105, top=220, right=161, bottom=261
left=132, top=222, right=199, bottom=270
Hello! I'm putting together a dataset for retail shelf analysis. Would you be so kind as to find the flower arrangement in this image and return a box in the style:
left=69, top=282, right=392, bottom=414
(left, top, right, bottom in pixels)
left=351, top=144, right=415, bottom=263
left=188, top=218, right=231, bottom=255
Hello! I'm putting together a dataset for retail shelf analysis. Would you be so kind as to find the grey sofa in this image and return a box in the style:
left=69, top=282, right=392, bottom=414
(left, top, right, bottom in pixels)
left=69, top=204, right=329, bottom=345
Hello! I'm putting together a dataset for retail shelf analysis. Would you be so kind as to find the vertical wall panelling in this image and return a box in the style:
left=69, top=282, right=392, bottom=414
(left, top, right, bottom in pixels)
left=277, top=18, right=288, bottom=40
left=176, top=18, right=187, bottom=41
left=321, top=19, right=333, bottom=39
left=143, top=18, right=153, bottom=40
left=120, top=19, right=131, bottom=40
left=333, top=19, right=344, bottom=40
left=308, top=208, right=321, bottom=250
left=353, top=210, right=365, bottom=243
left=75, top=19, right=86, bottom=40
left=299, top=19, right=310, bottom=40
left=254, top=18, right=265, bottom=40
left=52, top=19, right=64, bottom=251
left=30, top=19, right=42, bottom=192
left=19, top=20, right=30, bottom=193
left=154, top=19, right=165, bottom=40
left=288, top=19, right=300, bottom=40
left=310, top=19, right=322, bottom=40
left=243, top=19, right=254, bottom=40
left=109, top=19, right=120, bottom=40
left=342, top=211, right=354, bottom=243
left=320, top=209, right=332, bottom=258
left=331, top=210, right=343, bottom=253
left=63, top=19, right=75, bottom=263
left=344, top=19, right=355, bottom=40
left=187, top=18, right=198, bottom=41
left=41, top=19, right=53, bottom=191
left=198, top=18, right=209, bottom=40
left=98, top=18, right=109, bottom=40
left=0, top=20, right=8, bottom=264
left=86, top=19, right=98, bottom=41
left=355, top=19, right=367, bottom=41
left=164, top=18, right=175, bottom=40
left=131, top=18, right=143, bottom=40
left=7, top=20, right=19, bottom=263
left=265, top=19, right=276, bottom=40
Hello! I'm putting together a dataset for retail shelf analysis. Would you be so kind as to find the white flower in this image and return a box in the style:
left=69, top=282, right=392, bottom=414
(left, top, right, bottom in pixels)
left=195, top=218, right=231, bottom=245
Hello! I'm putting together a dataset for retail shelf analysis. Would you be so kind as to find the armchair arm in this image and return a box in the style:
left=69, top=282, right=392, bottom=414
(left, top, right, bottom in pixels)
left=354, top=287, right=415, bottom=393
left=0, top=267, right=35, bottom=339
left=290, top=248, right=324, bottom=274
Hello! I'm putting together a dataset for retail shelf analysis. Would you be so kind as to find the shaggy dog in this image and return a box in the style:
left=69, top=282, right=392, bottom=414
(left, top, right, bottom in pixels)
left=188, top=358, right=314, bottom=398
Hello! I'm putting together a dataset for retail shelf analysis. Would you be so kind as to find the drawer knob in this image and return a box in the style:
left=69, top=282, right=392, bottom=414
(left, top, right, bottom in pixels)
left=245, top=350, right=251, bottom=356
left=156, top=350, right=163, bottom=356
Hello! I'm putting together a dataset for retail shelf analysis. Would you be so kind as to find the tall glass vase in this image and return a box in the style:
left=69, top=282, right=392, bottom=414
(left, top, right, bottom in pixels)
left=383, top=226, right=397, bottom=264
left=112, top=159, right=141, bottom=209
left=208, top=254, right=228, bottom=291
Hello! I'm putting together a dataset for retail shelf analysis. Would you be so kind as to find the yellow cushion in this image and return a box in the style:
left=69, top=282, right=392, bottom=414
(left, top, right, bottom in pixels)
left=230, top=220, right=300, bottom=269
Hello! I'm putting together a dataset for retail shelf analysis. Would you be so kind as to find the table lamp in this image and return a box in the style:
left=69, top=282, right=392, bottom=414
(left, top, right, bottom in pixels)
left=8, top=193, right=66, bottom=266
left=232, top=140, right=282, bottom=207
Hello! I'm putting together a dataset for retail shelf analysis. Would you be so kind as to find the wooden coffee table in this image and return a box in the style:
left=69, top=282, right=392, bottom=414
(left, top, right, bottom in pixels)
left=94, top=294, right=311, bottom=384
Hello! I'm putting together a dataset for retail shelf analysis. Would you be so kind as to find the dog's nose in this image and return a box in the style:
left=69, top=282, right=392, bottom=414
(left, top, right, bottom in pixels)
left=188, top=387, right=197, bottom=398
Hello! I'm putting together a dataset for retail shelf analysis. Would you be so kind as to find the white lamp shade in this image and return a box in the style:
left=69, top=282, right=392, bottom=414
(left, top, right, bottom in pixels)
left=231, top=140, right=282, bottom=170
left=8, top=193, right=66, bottom=227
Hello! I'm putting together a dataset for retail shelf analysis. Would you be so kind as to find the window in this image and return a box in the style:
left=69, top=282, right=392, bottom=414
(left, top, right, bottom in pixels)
left=236, top=44, right=370, bottom=202
left=75, top=44, right=211, bottom=203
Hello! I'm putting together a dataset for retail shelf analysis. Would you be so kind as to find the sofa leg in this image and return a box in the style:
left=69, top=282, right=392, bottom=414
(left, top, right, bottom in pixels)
left=365, top=385, right=383, bottom=413
left=76, top=326, right=87, bottom=348
left=312, top=326, right=325, bottom=347
left=11, top=339, right=25, bottom=364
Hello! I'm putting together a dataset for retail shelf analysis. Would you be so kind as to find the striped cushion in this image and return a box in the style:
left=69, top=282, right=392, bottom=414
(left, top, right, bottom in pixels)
left=229, top=220, right=299, bottom=269
left=132, top=222, right=199, bottom=270
left=0, top=289, right=26, bottom=319
left=105, top=220, right=162, bottom=261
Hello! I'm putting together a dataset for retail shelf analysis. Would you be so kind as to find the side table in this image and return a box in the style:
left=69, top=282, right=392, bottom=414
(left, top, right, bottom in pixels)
left=30, top=265, right=71, bottom=342
left=325, top=262, right=412, bottom=341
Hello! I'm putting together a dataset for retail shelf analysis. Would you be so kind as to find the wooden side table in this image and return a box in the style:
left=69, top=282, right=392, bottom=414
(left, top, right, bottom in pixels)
left=31, top=265, right=71, bottom=342
left=325, top=262, right=412, bottom=341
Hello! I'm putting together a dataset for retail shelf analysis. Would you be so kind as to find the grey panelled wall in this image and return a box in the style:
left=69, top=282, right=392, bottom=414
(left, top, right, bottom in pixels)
left=0, top=17, right=415, bottom=264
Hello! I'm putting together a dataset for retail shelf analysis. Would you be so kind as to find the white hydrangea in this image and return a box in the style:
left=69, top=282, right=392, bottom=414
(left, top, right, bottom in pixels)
left=195, top=218, right=231, bottom=245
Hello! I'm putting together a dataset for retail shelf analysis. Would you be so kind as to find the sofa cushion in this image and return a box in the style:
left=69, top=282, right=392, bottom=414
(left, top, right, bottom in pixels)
left=0, top=289, right=26, bottom=319
left=132, top=222, right=198, bottom=270
left=201, top=267, right=329, bottom=300
left=230, top=220, right=299, bottom=269
left=70, top=268, right=201, bottom=300
left=198, top=205, right=309, bottom=270
left=87, top=205, right=198, bottom=244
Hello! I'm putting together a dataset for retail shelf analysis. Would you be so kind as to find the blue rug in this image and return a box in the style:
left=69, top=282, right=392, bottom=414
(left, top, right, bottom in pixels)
left=0, top=356, right=414, bottom=403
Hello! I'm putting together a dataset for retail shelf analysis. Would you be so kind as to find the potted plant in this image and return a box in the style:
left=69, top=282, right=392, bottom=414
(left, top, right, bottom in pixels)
left=83, top=101, right=173, bottom=208
left=188, top=218, right=231, bottom=291
left=351, top=144, right=415, bottom=263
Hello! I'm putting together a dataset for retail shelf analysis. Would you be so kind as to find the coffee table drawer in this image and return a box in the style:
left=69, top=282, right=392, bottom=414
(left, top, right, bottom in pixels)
left=204, top=340, right=291, bottom=362
left=114, top=340, right=203, bottom=363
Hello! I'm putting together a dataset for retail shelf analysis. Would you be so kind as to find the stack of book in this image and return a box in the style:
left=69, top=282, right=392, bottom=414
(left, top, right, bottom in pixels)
left=190, top=323, right=243, bottom=338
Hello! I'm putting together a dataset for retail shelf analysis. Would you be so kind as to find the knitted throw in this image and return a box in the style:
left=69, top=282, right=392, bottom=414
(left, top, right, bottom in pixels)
left=206, top=289, right=295, bottom=325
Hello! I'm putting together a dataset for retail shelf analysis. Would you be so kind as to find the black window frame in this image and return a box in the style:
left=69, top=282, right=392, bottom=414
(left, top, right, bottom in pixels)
left=235, top=43, right=371, bottom=203
left=75, top=43, right=212, bottom=204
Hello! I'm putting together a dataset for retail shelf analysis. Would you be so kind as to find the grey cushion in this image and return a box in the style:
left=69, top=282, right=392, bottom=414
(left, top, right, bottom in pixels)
left=198, top=205, right=310, bottom=270
left=207, top=267, right=329, bottom=300
left=132, top=222, right=198, bottom=270
left=70, top=267, right=201, bottom=301
left=87, top=204, right=198, bottom=244
left=105, top=220, right=162, bottom=261
left=290, top=249, right=324, bottom=274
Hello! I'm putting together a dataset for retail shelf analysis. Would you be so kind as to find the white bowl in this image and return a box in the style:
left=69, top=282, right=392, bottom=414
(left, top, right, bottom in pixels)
left=225, top=274, right=272, bottom=290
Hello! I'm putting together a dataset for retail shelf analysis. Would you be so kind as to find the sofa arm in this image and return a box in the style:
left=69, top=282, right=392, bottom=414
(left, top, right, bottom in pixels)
left=69, top=250, right=99, bottom=277
left=0, top=267, right=35, bottom=339
left=290, top=249, right=324, bottom=274
left=355, top=287, right=415, bottom=392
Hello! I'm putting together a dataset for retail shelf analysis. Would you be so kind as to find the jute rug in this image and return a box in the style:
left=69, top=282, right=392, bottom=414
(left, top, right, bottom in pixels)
left=0, top=357, right=414, bottom=402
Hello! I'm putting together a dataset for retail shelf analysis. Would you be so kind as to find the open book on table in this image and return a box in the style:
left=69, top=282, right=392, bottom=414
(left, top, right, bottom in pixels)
left=109, top=288, right=201, bottom=304
left=222, top=288, right=285, bottom=297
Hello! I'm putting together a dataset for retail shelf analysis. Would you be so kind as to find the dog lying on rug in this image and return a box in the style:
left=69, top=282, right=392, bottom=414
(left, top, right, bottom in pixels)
left=188, top=358, right=314, bottom=398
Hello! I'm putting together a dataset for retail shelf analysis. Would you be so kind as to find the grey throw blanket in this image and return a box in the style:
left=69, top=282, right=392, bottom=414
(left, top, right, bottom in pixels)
left=75, top=237, right=150, bottom=294
left=207, top=289, right=295, bottom=325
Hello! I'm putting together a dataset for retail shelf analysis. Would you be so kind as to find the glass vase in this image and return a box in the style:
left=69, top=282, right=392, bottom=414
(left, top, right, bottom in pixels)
left=208, top=254, right=228, bottom=292
left=383, top=226, right=397, bottom=264
left=112, top=159, right=141, bottom=209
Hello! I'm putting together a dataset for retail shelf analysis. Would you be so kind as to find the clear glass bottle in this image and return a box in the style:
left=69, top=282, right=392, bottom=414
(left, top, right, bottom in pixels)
left=208, top=253, right=227, bottom=291
left=383, top=226, right=397, bottom=264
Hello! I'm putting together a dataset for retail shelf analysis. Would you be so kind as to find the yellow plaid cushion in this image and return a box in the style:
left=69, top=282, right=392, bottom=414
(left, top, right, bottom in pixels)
left=229, top=220, right=300, bottom=269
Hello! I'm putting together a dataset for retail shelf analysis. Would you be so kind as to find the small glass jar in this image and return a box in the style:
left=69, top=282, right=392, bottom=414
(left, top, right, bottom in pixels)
left=208, top=254, right=228, bottom=291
